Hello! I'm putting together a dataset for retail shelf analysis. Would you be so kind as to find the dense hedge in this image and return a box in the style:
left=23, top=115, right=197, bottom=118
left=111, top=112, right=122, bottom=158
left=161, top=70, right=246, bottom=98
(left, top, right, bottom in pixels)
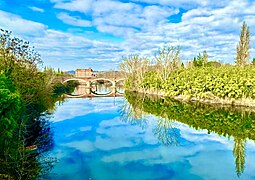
left=141, top=66, right=255, bottom=99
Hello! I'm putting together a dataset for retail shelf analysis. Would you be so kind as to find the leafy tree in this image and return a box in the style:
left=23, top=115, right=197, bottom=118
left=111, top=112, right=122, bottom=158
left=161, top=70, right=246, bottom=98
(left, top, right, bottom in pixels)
left=0, top=29, right=42, bottom=76
left=236, top=22, right=250, bottom=66
left=0, top=29, right=73, bottom=179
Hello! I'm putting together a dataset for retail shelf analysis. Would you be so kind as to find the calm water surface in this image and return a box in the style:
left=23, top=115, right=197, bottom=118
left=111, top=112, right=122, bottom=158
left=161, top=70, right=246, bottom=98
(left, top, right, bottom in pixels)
left=46, top=96, right=255, bottom=180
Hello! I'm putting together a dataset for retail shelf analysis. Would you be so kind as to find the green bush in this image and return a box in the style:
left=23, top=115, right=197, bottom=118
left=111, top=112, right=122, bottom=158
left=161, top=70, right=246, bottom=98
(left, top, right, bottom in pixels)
left=142, top=71, right=162, bottom=89
left=142, top=66, right=255, bottom=99
left=0, top=75, right=22, bottom=138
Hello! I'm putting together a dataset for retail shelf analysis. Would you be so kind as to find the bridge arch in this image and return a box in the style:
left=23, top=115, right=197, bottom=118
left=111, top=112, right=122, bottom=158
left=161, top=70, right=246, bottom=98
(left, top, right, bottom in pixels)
left=116, top=78, right=125, bottom=84
left=89, top=78, right=115, bottom=96
left=89, top=78, right=115, bottom=86
left=62, top=77, right=126, bottom=98
left=63, top=78, right=90, bottom=97
left=115, top=78, right=125, bottom=95
left=63, top=78, right=90, bottom=86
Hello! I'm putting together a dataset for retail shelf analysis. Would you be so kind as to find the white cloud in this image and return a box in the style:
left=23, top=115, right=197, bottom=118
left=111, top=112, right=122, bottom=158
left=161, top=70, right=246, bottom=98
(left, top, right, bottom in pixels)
left=53, top=0, right=93, bottom=13
left=0, top=10, right=47, bottom=37
left=29, top=6, right=45, bottom=13
left=52, top=0, right=179, bottom=36
left=52, top=0, right=255, bottom=63
left=0, top=10, right=124, bottom=70
left=57, top=12, right=92, bottom=27
left=130, top=0, right=229, bottom=8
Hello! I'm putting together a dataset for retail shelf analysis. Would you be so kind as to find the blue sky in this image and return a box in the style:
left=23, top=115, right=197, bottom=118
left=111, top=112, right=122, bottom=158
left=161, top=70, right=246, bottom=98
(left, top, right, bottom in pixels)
left=0, top=0, right=255, bottom=71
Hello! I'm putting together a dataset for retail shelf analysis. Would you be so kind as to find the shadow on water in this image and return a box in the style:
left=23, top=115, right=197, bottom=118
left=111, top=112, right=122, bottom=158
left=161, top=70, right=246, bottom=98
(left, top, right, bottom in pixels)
left=123, top=91, right=255, bottom=177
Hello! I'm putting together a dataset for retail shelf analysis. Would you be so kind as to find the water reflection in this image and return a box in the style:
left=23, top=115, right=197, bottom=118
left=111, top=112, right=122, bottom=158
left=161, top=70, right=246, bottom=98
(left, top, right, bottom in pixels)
left=91, top=81, right=112, bottom=95
left=124, top=91, right=255, bottom=177
left=46, top=94, right=255, bottom=179
left=234, top=137, right=246, bottom=177
left=70, top=80, right=124, bottom=97
left=120, top=97, right=178, bottom=146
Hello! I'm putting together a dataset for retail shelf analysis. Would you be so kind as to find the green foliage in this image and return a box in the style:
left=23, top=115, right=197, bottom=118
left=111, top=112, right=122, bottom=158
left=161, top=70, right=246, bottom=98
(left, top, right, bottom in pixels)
left=0, top=30, right=69, bottom=179
left=0, top=74, right=22, bottom=138
left=141, top=71, right=162, bottom=89
left=53, top=80, right=79, bottom=97
left=141, top=66, right=255, bottom=100
left=205, top=61, right=221, bottom=68
left=0, top=29, right=42, bottom=76
left=0, top=30, right=74, bottom=115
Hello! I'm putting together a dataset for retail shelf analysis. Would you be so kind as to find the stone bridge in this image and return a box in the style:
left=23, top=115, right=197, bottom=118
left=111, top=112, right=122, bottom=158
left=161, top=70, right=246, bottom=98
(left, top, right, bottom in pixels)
left=62, top=77, right=126, bottom=98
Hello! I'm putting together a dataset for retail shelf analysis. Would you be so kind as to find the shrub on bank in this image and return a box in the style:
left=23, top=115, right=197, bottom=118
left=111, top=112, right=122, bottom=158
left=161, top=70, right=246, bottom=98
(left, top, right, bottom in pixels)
left=142, top=66, right=255, bottom=100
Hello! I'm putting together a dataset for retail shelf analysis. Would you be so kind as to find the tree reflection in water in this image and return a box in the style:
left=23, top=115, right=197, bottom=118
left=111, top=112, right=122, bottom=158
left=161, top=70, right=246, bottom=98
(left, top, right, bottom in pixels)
left=120, top=95, right=148, bottom=129
left=123, top=91, right=255, bottom=177
left=120, top=92, right=178, bottom=146
left=234, top=137, right=246, bottom=177
left=153, top=117, right=178, bottom=146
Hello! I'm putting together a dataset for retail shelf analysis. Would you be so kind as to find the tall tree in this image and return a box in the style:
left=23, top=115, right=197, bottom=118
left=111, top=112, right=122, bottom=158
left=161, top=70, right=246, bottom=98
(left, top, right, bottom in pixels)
left=154, top=46, right=181, bottom=81
left=119, top=55, right=149, bottom=90
left=236, top=22, right=250, bottom=66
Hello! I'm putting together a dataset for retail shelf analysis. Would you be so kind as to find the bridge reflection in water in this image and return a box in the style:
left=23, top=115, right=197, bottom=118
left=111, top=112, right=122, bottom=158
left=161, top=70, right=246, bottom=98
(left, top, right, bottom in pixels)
left=63, top=78, right=125, bottom=98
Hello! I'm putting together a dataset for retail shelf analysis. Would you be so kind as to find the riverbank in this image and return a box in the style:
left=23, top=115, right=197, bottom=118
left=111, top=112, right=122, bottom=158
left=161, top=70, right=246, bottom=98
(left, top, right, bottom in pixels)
left=129, top=88, right=255, bottom=108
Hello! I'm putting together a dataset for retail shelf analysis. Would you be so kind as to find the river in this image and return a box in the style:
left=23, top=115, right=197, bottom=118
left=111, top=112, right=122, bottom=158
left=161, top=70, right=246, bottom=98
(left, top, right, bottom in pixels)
left=44, top=92, right=255, bottom=180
